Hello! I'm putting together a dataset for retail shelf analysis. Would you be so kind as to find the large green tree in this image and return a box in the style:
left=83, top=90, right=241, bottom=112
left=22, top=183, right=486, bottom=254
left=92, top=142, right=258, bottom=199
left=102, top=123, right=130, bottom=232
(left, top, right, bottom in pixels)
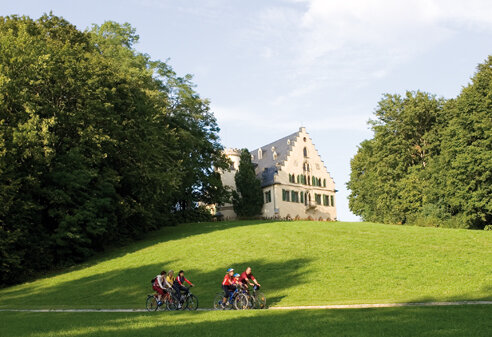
left=232, top=149, right=263, bottom=217
left=0, top=14, right=228, bottom=285
left=348, top=57, right=491, bottom=229
left=347, top=91, right=445, bottom=224
left=427, top=57, right=492, bottom=229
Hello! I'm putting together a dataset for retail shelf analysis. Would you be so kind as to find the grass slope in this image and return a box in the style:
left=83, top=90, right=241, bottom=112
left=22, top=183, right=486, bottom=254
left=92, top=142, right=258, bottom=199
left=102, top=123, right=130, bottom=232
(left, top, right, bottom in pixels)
left=1, top=305, right=491, bottom=337
left=0, top=221, right=491, bottom=309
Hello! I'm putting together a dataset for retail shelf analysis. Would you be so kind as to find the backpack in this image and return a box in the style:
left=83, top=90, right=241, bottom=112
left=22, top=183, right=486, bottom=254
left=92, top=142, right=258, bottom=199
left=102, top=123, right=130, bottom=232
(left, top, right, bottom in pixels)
left=151, top=277, right=156, bottom=285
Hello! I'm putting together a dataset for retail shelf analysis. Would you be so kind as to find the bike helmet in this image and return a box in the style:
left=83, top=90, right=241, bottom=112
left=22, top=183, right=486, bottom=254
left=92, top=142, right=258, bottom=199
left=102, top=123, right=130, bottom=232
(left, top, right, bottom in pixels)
left=227, top=268, right=234, bottom=272
left=234, top=273, right=240, bottom=277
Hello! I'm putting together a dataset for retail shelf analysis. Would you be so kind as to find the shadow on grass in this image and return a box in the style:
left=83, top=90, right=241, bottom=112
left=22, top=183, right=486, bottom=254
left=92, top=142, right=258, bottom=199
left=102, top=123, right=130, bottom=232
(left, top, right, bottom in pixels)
left=0, top=257, right=312, bottom=309
left=1, top=305, right=491, bottom=337
left=0, top=220, right=272, bottom=292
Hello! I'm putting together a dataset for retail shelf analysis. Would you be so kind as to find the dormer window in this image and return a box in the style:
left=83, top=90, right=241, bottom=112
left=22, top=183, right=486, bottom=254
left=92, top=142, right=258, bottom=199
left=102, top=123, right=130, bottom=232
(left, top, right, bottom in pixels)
left=287, top=139, right=291, bottom=145
left=258, top=149, right=262, bottom=160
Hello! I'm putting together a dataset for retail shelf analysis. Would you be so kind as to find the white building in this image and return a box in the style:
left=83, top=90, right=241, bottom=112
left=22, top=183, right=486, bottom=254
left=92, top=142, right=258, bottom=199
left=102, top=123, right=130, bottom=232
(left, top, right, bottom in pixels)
left=217, top=127, right=337, bottom=221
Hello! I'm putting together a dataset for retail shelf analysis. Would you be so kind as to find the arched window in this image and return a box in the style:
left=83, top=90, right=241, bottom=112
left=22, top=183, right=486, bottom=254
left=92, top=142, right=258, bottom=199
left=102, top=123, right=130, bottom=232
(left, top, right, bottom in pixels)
left=303, top=147, right=308, bottom=157
left=258, top=149, right=262, bottom=160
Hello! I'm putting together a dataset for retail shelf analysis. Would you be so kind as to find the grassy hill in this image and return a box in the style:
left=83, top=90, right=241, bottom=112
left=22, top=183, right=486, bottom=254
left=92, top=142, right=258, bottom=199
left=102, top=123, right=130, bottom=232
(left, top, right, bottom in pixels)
left=1, top=220, right=490, bottom=309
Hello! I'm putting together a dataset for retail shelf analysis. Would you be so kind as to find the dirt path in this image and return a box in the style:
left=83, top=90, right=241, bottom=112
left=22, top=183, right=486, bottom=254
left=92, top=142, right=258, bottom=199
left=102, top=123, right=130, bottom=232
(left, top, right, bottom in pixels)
left=1, top=300, right=491, bottom=312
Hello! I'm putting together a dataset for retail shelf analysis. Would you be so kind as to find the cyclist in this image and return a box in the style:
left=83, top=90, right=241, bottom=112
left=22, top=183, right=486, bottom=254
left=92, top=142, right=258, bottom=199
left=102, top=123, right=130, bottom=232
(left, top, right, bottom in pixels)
left=233, top=273, right=243, bottom=288
left=239, top=267, right=261, bottom=289
left=174, top=270, right=194, bottom=308
left=221, top=268, right=235, bottom=306
left=152, top=270, right=170, bottom=305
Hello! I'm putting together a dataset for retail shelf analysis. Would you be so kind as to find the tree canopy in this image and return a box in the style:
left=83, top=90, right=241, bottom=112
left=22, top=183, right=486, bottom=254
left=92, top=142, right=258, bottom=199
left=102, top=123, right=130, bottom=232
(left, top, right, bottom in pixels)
left=0, top=14, right=229, bottom=285
left=348, top=56, right=492, bottom=229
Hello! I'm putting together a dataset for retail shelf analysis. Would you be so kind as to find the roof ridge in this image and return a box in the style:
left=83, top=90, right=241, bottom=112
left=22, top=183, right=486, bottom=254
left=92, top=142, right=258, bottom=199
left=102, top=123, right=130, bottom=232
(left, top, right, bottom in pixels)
left=251, top=130, right=299, bottom=152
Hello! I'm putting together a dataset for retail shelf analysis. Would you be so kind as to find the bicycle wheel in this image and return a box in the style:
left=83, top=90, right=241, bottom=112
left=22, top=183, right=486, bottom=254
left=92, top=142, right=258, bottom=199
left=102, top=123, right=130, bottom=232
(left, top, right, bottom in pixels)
left=233, top=293, right=249, bottom=310
left=165, top=295, right=178, bottom=311
left=253, top=292, right=267, bottom=309
left=185, top=294, right=198, bottom=311
left=213, top=293, right=226, bottom=310
left=146, top=295, right=158, bottom=312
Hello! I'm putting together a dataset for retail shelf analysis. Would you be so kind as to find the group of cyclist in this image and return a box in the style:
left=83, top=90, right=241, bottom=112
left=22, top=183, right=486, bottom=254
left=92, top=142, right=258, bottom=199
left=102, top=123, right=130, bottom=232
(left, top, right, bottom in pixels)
left=152, top=266, right=261, bottom=309
left=221, top=266, right=261, bottom=308
left=152, top=269, right=194, bottom=309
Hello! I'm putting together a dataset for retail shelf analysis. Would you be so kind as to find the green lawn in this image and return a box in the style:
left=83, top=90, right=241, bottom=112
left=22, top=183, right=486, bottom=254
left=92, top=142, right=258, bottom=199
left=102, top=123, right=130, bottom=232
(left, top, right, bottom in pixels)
left=1, top=305, right=491, bottom=337
left=0, top=221, right=491, bottom=310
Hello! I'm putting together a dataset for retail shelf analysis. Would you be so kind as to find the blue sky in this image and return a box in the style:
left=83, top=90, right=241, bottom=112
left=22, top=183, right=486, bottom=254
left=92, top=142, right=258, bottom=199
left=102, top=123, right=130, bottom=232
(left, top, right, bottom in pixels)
left=3, top=0, right=491, bottom=221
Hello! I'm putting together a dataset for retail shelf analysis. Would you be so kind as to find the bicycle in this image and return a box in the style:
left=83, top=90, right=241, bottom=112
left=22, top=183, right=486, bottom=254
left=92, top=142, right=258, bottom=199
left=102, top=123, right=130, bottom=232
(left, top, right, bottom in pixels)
left=213, top=286, right=249, bottom=310
left=248, top=285, right=267, bottom=309
left=175, top=287, right=199, bottom=311
left=146, top=290, right=173, bottom=311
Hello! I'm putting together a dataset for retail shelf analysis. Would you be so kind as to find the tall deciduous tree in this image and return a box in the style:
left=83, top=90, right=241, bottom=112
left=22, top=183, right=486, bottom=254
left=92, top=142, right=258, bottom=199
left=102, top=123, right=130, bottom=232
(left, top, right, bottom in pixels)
left=348, top=56, right=491, bottom=229
left=428, top=56, right=492, bottom=229
left=347, top=91, right=445, bottom=224
left=0, top=14, right=228, bottom=285
left=232, top=149, right=263, bottom=217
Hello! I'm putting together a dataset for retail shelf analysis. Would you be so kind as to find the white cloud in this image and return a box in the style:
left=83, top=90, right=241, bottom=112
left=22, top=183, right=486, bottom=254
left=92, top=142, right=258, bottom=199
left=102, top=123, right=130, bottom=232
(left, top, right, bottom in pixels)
left=229, top=0, right=492, bottom=114
left=293, top=0, right=492, bottom=71
left=249, top=1, right=492, bottom=83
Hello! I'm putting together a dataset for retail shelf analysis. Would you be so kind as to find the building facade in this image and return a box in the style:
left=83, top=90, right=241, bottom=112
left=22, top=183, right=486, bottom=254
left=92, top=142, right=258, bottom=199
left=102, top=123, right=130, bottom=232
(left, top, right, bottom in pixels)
left=217, top=127, right=337, bottom=221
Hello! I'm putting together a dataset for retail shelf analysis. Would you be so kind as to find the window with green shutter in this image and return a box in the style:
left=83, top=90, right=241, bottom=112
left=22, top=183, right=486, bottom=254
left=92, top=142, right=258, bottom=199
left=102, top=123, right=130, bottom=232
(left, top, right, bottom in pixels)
left=291, top=191, right=299, bottom=203
left=330, top=195, right=334, bottom=206
left=283, top=189, right=290, bottom=202
left=323, top=195, right=328, bottom=206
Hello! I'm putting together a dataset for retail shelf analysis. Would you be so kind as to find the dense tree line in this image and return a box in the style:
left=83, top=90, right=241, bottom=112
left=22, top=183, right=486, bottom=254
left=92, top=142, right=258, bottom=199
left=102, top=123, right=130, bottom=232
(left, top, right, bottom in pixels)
left=348, top=56, right=491, bottom=230
left=0, top=14, right=229, bottom=285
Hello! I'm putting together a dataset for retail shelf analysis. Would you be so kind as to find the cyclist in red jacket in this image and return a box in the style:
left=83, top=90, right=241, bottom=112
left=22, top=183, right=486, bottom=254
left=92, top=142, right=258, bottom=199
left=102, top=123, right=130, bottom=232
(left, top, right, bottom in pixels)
left=239, top=267, right=261, bottom=289
left=173, top=270, right=194, bottom=308
left=221, top=268, right=235, bottom=306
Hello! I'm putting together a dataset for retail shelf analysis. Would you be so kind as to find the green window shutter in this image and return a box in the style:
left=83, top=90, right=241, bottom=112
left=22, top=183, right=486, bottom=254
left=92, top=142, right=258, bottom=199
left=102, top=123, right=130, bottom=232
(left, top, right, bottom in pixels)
left=323, top=179, right=326, bottom=187
left=300, top=192, right=304, bottom=203
left=330, top=195, right=334, bottom=207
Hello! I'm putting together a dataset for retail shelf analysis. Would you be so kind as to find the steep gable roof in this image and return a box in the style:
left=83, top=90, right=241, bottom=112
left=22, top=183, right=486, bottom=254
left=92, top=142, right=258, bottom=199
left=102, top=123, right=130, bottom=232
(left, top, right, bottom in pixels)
left=250, top=131, right=298, bottom=171
left=250, top=131, right=300, bottom=187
